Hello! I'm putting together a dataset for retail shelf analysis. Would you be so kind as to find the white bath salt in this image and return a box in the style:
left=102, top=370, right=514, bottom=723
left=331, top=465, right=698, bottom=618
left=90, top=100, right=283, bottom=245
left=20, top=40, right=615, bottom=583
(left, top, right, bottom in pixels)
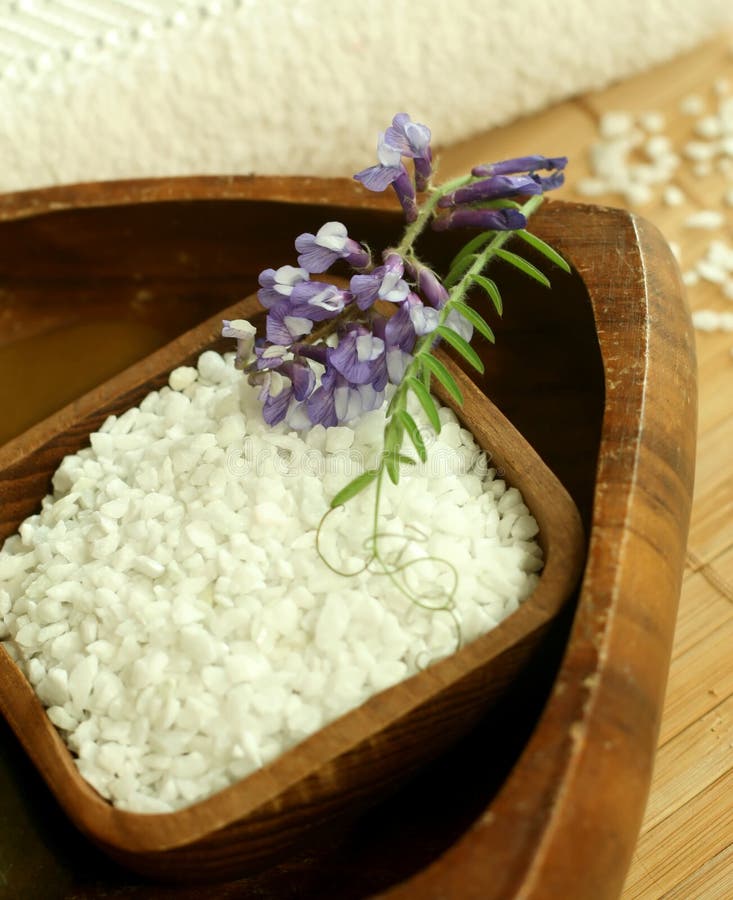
left=0, top=350, right=542, bottom=813
left=639, top=111, right=665, bottom=133
left=714, top=78, right=730, bottom=97
left=599, top=111, right=633, bottom=139
left=680, top=94, right=705, bottom=116
left=663, top=185, right=685, bottom=207
left=692, top=161, right=713, bottom=178
left=684, top=210, right=725, bottom=230
left=669, top=242, right=681, bottom=262
left=683, top=271, right=700, bottom=287
left=692, top=310, right=733, bottom=332
left=645, top=135, right=671, bottom=159
left=695, top=116, right=723, bottom=140
left=697, top=260, right=727, bottom=285
left=683, top=141, right=718, bottom=162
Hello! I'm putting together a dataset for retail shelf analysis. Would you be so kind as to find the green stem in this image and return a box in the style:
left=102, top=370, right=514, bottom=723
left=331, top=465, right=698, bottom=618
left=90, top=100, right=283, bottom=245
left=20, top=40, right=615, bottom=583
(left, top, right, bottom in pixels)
left=394, top=174, right=471, bottom=258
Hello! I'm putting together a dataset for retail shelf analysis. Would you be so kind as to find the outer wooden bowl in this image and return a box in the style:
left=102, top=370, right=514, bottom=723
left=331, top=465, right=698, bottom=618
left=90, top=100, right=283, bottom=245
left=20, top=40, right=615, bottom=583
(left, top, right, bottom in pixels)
left=0, top=177, right=695, bottom=899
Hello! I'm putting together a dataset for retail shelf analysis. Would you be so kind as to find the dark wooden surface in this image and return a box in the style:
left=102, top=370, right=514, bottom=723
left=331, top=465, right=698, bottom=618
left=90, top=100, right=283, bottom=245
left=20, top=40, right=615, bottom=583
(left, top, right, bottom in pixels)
left=0, top=177, right=695, bottom=898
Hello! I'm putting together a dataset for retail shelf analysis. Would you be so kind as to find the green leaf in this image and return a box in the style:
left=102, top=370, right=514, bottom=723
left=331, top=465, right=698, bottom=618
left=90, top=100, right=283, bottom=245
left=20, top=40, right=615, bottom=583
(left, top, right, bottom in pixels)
left=385, top=452, right=400, bottom=485
left=444, top=253, right=478, bottom=289
left=406, top=376, right=442, bottom=434
left=515, top=229, right=571, bottom=273
left=396, top=410, right=427, bottom=462
left=495, top=248, right=551, bottom=288
left=469, top=274, right=503, bottom=316
left=384, top=418, right=404, bottom=455
left=421, top=354, right=464, bottom=406
left=436, top=325, right=485, bottom=374
left=397, top=454, right=417, bottom=466
left=449, top=231, right=493, bottom=271
left=330, top=469, right=379, bottom=508
left=452, top=302, right=495, bottom=343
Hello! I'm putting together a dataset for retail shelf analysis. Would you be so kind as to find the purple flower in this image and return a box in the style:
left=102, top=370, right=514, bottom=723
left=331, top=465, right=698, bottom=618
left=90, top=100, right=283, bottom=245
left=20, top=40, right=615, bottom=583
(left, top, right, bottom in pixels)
left=221, top=318, right=257, bottom=368
left=354, top=132, right=405, bottom=191
left=438, top=174, right=543, bottom=208
left=266, top=300, right=314, bottom=345
left=289, top=281, right=351, bottom=321
left=307, top=366, right=384, bottom=426
left=283, top=360, right=316, bottom=401
left=350, top=252, right=409, bottom=310
left=432, top=207, right=527, bottom=232
left=385, top=113, right=433, bottom=191
left=253, top=369, right=294, bottom=426
left=408, top=262, right=449, bottom=309
left=408, top=302, right=440, bottom=336
left=329, top=326, right=387, bottom=388
left=257, top=265, right=309, bottom=309
left=531, top=170, right=566, bottom=192
left=471, top=155, right=568, bottom=178
left=354, top=132, right=418, bottom=222
left=392, top=168, right=418, bottom=222
left=250, top=359, right=317, bottom=426
left=295, top=222, right=370, bottom=273
left=253, top=342, right=292, bottom=370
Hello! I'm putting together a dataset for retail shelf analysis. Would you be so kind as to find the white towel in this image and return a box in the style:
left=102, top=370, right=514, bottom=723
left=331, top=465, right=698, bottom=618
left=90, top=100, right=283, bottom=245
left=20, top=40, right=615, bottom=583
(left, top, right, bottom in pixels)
left=0, top=0, right=731, bottom=192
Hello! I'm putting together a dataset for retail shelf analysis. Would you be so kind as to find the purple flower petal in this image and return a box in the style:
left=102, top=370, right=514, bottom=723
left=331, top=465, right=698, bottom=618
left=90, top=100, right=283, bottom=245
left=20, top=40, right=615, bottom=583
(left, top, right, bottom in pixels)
left=289, top=282, right=349, bottom=321
left=306, top=368, right=338, bottom=427
left=257, top=265, right=309, bottom=308
left=531, top=170, right=565, bottom=192
left=350, top=272, right=381, bottom=310
left=329, top=329, right=386, bottom=385
left=414, top=265, right=449, bottom=309
left=282, top=360, right=316, bottom=402
left=471, top=155, right=568, bottom=177
left=392, top=168, right=418, bottom=222
left=385, top=300, right=417, bottom=352
left=266, top=301, right=314, bottom=345
left=439, top=174, right=543, bottom=207
left=255, top=370, right=293, bottom=426
left=432, top=207, right=527, bottom=232
left=294, top=234, right=340, bottom=274
left=409, top=303, right=440, bottom=336
left=354, top=163, right=404, bottom=192
left=254, top=343, right=291, bottom=370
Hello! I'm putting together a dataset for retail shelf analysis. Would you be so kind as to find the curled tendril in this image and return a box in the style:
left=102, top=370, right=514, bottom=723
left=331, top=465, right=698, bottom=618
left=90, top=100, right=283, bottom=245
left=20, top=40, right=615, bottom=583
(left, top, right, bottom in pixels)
left=315, top=475, right=463, bottom=659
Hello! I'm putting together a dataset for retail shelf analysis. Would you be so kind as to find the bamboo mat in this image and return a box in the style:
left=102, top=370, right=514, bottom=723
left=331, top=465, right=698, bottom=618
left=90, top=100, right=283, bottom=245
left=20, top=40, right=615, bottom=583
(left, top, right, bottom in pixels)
left=440, top=32, right=733, bottom=900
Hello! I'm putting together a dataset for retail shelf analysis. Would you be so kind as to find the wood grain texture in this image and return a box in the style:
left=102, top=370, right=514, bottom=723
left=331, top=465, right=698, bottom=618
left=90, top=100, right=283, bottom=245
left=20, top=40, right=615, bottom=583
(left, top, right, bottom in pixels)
left=0, top=175, right=695, bottom=896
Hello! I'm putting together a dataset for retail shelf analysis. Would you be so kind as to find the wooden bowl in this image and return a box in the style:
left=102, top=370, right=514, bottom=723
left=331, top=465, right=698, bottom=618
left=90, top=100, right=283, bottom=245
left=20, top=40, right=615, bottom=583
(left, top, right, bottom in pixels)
left=0, top=177, right=695, bottom=898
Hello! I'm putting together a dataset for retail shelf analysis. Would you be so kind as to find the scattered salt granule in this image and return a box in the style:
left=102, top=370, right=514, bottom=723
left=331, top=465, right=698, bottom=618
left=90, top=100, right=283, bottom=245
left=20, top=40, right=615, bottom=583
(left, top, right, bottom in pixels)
left=639, top=111, right=665, bottom=133
left=680, top=94, right=705, bottom=116
left=692, top=310, right=733, bottom=332
left=0, top=351, right=542, bottom=813
left=599, top=111, right=634, bottom=139
left=663, top=185, right=685, bottom=207
left=684, top=210, right=725, bottom=229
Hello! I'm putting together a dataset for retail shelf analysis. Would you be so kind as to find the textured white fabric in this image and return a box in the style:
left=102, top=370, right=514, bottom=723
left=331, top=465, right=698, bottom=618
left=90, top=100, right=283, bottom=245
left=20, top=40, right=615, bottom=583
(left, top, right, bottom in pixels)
left=0, top=0, right=732, bottom=192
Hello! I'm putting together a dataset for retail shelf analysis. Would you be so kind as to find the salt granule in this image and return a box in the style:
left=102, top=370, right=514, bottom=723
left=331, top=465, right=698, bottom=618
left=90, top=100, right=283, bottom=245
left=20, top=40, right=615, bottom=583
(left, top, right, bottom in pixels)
left=0, top=351, right=542, bottom=813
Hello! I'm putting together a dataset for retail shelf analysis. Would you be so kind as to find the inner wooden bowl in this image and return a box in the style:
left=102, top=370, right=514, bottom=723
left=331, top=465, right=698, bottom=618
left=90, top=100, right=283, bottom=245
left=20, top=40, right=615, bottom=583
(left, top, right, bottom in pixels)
left=0, top=177, right=695, bottom=899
